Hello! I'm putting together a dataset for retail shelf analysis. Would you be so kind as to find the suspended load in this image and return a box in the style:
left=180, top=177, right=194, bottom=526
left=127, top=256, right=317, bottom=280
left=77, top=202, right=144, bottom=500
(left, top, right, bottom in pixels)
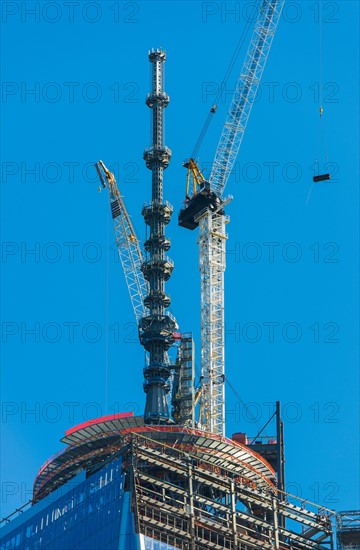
left=313, top=173, right=331, bottom=183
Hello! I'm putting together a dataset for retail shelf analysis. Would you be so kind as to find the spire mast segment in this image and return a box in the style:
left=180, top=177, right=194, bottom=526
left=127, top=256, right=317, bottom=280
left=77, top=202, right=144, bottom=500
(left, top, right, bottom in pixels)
left=139, top=49, right=176, bottom=424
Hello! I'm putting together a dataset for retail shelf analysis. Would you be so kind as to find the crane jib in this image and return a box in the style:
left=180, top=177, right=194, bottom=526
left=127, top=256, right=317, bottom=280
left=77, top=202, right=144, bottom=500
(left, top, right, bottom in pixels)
left=209, top=0, right=285, bottom=198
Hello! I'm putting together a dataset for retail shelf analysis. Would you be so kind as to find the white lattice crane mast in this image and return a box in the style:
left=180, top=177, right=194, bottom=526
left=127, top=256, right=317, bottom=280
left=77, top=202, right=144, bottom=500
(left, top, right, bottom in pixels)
left=95, top=160, right=148, bottom=323
left=179, top=0, right=284, bottom=436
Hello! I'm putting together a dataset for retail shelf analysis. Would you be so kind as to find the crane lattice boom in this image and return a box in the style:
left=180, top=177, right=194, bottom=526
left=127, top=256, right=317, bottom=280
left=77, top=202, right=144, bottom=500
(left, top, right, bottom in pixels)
left=95, top=161, right=148, bottom=322
left=210, top=0, right=285, bottom=197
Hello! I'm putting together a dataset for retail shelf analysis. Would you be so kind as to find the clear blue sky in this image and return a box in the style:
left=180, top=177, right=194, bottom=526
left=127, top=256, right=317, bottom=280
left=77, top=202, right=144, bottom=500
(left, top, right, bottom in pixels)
left=1, top=0, right=359, bottom=519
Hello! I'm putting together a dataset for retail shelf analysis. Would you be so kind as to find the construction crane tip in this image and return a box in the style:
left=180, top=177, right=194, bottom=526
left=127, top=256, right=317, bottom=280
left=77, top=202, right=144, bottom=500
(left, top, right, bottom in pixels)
left=94, top=162, right=107, bottom=189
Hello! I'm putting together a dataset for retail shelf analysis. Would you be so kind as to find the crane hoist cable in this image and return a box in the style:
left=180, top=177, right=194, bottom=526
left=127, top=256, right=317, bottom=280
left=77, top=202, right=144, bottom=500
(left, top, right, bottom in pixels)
left=248, top=410, right=277, bottom=445
left=190, top=0, right=262, bottom=161
left=191, top=107, right=217, bottom=161
left=185, top=0, right=263, bottom=199
left=312, top=0, right=331, bottom=185
left=104, top=198, right=110, bottom=415
left=226, top=378, right=263, bottom=433
left=96, top=161, right=111, bottom=413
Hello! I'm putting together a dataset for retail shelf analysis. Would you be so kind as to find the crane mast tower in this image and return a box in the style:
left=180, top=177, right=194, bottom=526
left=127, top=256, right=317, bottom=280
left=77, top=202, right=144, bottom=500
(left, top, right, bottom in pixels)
left=139, top=49, right=176, bottom=424
left=179, top=0, right=285, bottom=435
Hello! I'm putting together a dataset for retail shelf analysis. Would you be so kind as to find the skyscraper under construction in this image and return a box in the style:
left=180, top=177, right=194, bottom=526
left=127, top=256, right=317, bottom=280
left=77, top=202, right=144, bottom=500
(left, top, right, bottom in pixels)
left=0, top=48, right=342, bottom=550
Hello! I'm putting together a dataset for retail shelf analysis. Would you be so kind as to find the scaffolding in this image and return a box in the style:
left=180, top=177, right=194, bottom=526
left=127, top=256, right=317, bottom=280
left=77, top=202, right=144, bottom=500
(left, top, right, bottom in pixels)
left=337, top=511, right=360, bottom=550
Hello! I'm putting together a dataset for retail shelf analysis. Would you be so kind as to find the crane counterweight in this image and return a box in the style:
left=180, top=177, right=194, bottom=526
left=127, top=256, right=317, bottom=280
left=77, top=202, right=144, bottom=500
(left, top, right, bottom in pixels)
left=178, top=185, right=224, bottom=230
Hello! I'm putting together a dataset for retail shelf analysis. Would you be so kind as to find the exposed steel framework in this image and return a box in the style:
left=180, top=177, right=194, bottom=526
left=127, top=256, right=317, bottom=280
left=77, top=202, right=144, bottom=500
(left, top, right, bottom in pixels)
left=133, top=433, right=334, bottom=550
left=23, top=416, right=335, bottom=550
left=336, top=511, right=360, bottom=550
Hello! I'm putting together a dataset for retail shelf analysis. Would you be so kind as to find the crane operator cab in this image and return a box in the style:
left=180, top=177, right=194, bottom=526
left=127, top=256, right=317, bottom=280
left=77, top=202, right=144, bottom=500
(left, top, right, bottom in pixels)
left=179, top=158, right=224, bottom=230
left=179, top=181, right=223, bottom=230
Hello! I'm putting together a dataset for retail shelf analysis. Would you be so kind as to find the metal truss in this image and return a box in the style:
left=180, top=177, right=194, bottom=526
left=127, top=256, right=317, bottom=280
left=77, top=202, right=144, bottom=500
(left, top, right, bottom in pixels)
left=131, top=433, right=335, bottom=550
left=336, top=511, right=360, bottom=550
left=111, top=194, right=148, bottom=322
left=198, top=211, right=227, bottom=435
left=96, top=161, right=148, bottom=322
left=172, top=333, right=195, bottom=427
left=210, top=0, right=285, bottom=197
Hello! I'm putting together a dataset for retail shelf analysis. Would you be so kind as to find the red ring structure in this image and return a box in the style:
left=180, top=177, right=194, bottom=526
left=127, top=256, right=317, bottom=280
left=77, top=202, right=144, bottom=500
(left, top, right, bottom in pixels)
left=33, top=413, right=275, bottom=503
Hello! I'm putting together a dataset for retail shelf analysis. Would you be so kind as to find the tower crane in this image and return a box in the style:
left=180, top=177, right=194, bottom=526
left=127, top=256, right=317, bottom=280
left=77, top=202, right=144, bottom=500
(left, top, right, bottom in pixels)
left=179, top=0, right=285, bottom=435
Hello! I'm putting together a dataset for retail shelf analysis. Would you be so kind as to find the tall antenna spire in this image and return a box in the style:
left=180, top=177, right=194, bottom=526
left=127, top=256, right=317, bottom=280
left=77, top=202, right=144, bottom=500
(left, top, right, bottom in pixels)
left=139, top=49, right=175, bottom=424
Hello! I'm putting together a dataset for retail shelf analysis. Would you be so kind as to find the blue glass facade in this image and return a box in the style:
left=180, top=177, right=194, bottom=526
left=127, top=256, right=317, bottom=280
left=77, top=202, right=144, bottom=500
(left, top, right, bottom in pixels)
left=0, top=457, right=139, bottom=550
left=143, top=538, right=177, bottom=550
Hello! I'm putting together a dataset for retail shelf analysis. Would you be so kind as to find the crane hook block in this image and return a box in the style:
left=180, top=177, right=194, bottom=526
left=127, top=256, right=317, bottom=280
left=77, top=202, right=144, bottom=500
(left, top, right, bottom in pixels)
left=313, top=173, right=331, bottom=183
